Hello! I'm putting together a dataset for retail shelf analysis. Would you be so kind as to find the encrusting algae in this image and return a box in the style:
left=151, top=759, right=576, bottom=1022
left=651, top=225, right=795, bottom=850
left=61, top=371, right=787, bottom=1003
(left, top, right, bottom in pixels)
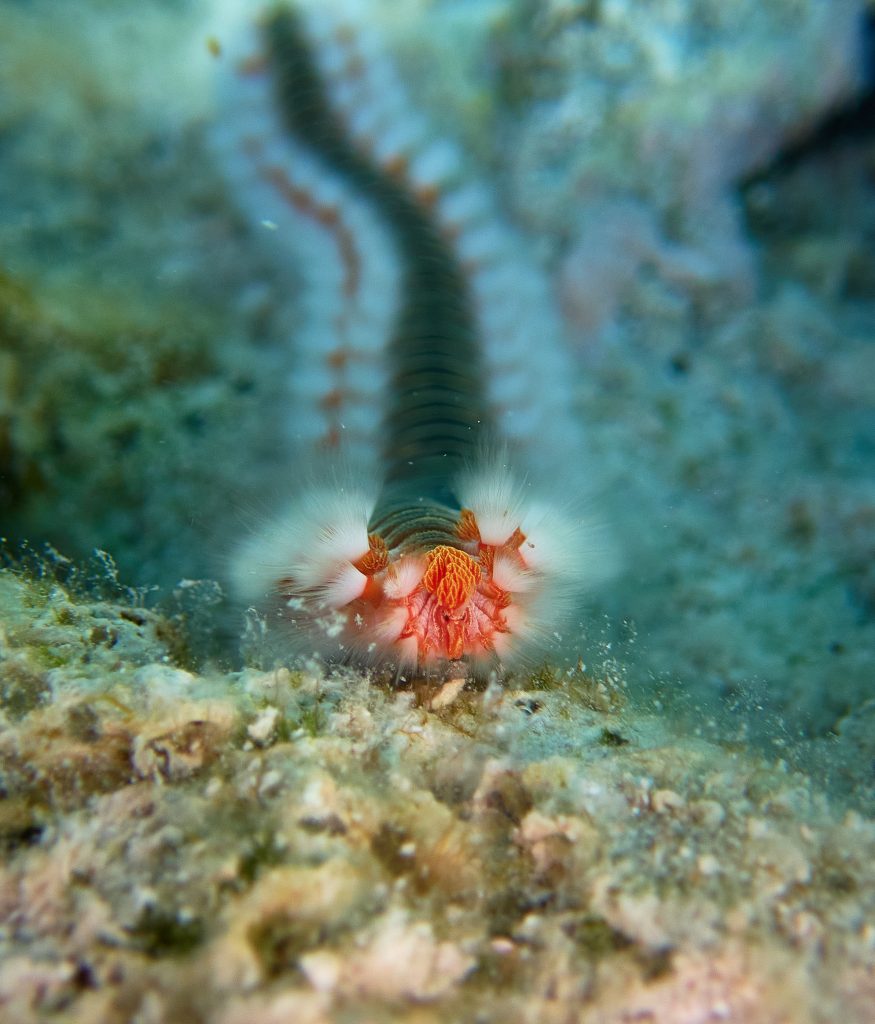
left=1, top=560, right=874, bottom=1023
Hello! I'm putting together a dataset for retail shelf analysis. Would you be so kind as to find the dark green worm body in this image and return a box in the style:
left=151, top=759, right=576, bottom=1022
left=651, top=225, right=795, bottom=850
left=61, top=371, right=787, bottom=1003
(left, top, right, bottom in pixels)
left=264, top=7, right=489, bottom=536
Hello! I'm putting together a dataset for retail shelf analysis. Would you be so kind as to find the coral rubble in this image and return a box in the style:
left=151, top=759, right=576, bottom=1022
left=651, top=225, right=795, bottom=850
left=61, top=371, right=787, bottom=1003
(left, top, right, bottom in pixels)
left=2, top=569, right=874, bottom=1022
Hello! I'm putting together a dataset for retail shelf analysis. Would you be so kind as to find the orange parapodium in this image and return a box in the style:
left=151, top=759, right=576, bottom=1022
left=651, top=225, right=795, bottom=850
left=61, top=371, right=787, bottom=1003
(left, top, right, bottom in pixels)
left=455, top=507, right=481, bottom=543
left=353, top=533, right=389, bottom=576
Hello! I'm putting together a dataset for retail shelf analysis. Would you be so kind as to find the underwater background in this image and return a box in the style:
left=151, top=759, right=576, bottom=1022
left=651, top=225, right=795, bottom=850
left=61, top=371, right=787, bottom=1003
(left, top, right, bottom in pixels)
left=1, top=0, right=874, bottom=1020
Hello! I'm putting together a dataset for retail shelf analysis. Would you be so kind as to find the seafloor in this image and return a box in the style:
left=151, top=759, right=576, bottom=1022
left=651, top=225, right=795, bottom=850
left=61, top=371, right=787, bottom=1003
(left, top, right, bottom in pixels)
left=1, top=0, right=874, bottom=1021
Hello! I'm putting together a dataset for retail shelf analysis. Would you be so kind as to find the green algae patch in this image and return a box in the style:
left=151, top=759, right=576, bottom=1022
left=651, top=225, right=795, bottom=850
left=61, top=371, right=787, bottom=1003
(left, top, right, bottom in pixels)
left=0, top=256, right=249, bottom=589
left=0, top=796, right=45, bottom=855
left=128, top=906, right=208, bottom=960
left=527, top=657, right=628, bottom=713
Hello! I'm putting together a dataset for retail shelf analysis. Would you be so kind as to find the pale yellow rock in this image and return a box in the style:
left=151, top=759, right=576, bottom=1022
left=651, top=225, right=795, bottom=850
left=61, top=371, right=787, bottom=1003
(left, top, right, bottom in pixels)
left=338, top=908, right=476, bottom=1002
left=428, top=676, right=467, bottom=710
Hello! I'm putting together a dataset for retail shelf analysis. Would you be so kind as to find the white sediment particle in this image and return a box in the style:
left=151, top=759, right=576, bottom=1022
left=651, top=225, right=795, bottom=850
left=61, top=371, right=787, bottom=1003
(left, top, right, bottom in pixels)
left=698, top=853, right=721, bottom=876
left=247, top=705, right=279, bottom=745
left=427, top=676, right=467, bottom=710
left=299, top=950, right=342, bottom=993
left=651, top=789, right=684, bottom=813
left=257, top=768, right=284, bottom=798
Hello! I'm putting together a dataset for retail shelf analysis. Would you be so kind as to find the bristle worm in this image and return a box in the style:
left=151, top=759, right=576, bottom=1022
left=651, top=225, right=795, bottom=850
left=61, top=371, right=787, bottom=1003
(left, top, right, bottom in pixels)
left=213, top=1, right=611, bottom=673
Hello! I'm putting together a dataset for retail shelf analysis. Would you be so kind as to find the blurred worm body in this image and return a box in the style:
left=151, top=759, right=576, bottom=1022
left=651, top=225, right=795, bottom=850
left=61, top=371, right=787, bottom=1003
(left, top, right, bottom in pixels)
left=213, top=1, right=608, bottom=672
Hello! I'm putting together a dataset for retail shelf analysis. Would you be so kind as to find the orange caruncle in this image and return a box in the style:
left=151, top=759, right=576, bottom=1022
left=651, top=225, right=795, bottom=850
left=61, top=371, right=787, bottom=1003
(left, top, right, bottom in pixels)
left=422, top=546, right=478, bottom=611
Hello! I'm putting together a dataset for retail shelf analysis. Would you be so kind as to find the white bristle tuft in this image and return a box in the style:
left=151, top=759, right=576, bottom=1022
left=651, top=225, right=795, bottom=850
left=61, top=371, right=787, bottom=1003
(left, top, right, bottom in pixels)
left=286, top=414, right=329, bottom=443
left=507, top=595, right=541, bottom=631
left=491, top=605, right=530, bottom=660
left=394, top=635, right=419, bottom=667
left=455, top=463, right=526, bottom=546
left=351, top=278, right=400, bottom=322
left=326, top=78, right=362, bottom=117
left=359, top=52, right=398, bottom=93
left=293, top=323, right=340, bottom=354
left=307, top=175, right=346, bottom=212
left=321, top=563, right=369, bottom=607
left=489, top=630, right=515, bottom=660
left=312, top=491, right=373, bottom=556
left=344, top=318, right=391, bottom=354
left=384, top=556, right=425, bottom=599
left=492, top=554, right=535, bottom=594
left=373, top=606, right=408, bottom=644
left=228, top=525, right=298, bottom=607
left=517, top=500, right=607, bottom=588
left=230, top=483, right=375, bottom=606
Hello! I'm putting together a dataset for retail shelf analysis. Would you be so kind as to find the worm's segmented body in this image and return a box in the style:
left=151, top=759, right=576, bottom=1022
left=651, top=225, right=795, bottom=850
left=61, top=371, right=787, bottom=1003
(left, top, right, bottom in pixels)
left=213, top=1, right=608, bottom=672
